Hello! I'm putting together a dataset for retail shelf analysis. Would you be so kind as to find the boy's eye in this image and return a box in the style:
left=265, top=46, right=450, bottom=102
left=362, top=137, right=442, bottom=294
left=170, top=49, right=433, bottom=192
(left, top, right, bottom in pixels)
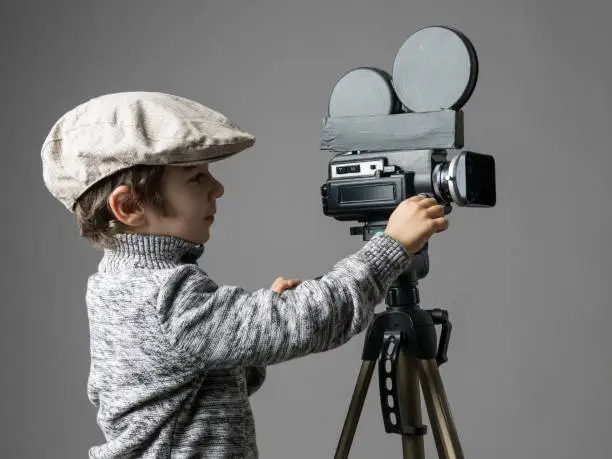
left=190, top=173, right=205, bottom=182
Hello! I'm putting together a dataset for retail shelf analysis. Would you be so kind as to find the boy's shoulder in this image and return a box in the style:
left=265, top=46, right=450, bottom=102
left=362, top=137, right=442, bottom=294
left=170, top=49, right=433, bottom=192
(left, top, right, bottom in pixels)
left=87, top=263, right=217, bottom=316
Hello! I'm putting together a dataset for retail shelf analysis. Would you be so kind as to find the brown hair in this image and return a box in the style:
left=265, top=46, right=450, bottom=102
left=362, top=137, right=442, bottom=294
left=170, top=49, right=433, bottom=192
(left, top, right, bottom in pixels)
left=74, top=165, right=168, bottom=250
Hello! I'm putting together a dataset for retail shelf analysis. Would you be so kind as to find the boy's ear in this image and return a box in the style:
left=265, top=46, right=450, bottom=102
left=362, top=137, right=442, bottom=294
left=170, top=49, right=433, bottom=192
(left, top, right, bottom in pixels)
left=107, top=185, right=147, bottom=227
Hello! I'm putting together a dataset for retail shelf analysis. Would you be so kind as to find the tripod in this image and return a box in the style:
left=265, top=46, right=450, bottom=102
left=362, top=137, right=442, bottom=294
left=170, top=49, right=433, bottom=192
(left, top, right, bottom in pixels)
left=334, top=225, right=465, bottom=459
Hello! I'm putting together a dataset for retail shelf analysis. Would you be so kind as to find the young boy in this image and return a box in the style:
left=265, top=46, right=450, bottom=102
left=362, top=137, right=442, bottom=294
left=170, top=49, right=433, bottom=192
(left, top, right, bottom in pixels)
left=41, top=91, right=449, bottom=458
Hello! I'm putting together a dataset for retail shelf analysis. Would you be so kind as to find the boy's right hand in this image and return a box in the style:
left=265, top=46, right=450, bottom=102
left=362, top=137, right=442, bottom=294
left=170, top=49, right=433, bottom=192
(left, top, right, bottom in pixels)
left=384, top=195, right=449, bottom=255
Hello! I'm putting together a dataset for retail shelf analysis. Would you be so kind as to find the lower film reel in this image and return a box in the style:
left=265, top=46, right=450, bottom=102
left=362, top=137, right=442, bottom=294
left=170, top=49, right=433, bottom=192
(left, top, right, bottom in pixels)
left=328, top=67, right=402, bottom=117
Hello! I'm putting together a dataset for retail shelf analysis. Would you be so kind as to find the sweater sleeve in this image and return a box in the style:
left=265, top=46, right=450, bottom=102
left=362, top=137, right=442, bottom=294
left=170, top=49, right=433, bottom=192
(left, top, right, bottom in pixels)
left=156, top=232, right=413, bottom=369
left=245, top=366, right=266, bottom=396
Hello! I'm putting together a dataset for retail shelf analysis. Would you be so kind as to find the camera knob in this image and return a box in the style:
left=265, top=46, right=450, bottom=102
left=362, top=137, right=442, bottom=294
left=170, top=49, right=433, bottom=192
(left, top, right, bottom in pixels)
left=321, top=184, right=328, bottom=197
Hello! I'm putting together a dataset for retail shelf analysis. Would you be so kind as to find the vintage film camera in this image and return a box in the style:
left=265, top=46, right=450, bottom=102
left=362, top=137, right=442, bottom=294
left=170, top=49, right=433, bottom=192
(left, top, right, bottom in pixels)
left=320, top=26, right=496, bottom=238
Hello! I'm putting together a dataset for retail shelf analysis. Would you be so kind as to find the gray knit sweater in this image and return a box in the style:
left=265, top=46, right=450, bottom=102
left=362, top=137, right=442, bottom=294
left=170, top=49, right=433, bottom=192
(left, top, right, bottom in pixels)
left=85, top=231, right=413, bottom=458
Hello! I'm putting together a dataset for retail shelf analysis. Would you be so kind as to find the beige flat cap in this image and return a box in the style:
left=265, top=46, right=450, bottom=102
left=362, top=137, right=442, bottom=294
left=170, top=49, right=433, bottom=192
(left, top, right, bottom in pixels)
left=41, top=91, right=255, bottom=213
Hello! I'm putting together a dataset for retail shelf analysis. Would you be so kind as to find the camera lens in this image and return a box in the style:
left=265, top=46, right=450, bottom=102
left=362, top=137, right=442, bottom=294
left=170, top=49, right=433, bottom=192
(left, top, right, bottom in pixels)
left=432, top=152, right=496, bottom=207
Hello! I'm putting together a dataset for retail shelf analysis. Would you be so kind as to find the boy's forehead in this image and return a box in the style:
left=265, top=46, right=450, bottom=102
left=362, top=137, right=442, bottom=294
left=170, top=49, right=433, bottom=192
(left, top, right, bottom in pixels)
left=172, top=164, right=209, bottom=174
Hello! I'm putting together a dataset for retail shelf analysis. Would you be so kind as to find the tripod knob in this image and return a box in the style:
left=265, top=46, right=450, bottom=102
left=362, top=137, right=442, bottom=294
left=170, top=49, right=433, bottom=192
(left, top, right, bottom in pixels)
left=428, top=308, right=451, bottom=366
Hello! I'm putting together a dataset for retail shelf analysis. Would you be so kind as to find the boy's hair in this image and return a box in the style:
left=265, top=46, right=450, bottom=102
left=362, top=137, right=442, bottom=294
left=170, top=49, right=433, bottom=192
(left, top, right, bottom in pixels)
left=75, top=165, right=168, bottom=250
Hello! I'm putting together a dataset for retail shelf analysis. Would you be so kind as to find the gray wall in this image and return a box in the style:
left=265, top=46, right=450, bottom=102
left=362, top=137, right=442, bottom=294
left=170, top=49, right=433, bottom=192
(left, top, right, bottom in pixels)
left=2, top=1, right=610, bottom=457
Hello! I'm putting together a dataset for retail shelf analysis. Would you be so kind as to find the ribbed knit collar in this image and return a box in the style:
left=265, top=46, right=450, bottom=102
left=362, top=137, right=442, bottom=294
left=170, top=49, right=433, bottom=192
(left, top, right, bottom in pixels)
left=97, top=232, right=205, bottom=271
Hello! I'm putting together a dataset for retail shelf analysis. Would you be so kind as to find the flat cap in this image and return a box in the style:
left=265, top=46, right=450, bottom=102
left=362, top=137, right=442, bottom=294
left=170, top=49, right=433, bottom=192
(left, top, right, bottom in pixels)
left=41, top=91, right=255, bottom=213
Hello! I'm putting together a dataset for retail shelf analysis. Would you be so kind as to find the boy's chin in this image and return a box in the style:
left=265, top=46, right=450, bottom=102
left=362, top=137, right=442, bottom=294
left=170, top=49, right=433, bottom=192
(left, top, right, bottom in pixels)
left=194, top=231, right=211, bottom=245
left=167, top=229, right=209, bottom=245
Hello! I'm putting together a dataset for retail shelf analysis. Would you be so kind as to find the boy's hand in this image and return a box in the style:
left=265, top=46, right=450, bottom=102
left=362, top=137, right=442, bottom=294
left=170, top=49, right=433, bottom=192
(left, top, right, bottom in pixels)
left=384, top=195, right=450, bottom=255
left=271, top=276, right=301, bottom=294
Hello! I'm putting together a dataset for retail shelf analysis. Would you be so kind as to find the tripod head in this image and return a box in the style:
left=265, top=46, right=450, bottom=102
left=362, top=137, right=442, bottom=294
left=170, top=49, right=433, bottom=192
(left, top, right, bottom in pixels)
left=349, top=196, right=454, bottom=374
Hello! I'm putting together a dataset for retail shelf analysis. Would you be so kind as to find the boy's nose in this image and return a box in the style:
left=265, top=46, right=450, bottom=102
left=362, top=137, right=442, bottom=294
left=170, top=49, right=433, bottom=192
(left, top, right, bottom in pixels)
left=214, top=182, right=224, bottom=199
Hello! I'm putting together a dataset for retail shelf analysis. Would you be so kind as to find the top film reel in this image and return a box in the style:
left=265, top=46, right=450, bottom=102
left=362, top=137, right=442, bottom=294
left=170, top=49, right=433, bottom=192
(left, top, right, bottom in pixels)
left=393, top=25, right=479, bottom=112
left=327, top=26, right=478, bottom=116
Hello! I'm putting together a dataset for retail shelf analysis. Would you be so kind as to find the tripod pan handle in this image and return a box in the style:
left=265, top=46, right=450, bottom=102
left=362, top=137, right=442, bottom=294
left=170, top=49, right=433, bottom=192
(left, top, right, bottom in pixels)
left=429, top=309, right=451, bottom=366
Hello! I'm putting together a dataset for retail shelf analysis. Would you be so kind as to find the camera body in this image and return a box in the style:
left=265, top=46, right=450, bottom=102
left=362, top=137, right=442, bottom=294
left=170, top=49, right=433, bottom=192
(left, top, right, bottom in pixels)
left=321, top=148, right=496, bottom=223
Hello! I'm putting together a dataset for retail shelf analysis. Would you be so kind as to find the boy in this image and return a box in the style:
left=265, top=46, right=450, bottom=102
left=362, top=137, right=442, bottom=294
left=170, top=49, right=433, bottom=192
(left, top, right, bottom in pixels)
left=41, top=91, right=449, bottom=458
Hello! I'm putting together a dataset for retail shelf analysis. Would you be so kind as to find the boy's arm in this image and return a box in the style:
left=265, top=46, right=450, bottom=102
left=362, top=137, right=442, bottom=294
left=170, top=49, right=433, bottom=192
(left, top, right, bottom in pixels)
left=156, top=232, right=412, bottom=369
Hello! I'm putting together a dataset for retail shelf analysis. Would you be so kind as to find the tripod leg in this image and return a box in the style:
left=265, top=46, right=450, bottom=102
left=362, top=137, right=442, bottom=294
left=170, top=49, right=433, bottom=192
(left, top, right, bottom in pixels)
left=418, top=359, right=465, bottom=459
left=335, top=360, right=377, bottom=459
left=396, top=343, right=425, bottom=459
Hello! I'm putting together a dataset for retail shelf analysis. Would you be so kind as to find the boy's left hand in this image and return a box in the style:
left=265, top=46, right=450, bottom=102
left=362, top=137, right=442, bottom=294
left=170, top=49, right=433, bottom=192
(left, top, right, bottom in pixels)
left=270, top=276, right=301, bottom=294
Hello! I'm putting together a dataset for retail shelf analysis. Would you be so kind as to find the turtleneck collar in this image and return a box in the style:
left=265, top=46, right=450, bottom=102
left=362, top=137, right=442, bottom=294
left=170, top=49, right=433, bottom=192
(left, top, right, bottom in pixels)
left=97, top=232, right=205, bottom=272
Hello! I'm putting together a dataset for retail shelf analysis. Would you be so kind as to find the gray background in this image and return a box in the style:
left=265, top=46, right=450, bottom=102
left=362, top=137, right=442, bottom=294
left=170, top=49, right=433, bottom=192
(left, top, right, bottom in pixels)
left=2, top=0, right=610, bottom=458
